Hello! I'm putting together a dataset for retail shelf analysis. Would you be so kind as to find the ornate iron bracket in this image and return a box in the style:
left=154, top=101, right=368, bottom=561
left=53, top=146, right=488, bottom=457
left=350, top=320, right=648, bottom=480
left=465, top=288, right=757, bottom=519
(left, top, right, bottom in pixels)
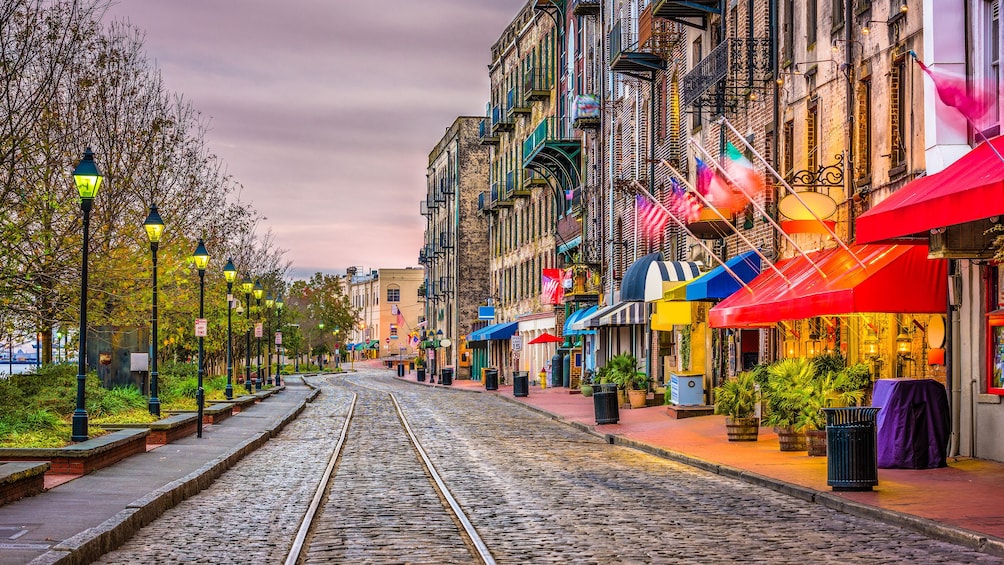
left=789, top=154, right=845, bottom=188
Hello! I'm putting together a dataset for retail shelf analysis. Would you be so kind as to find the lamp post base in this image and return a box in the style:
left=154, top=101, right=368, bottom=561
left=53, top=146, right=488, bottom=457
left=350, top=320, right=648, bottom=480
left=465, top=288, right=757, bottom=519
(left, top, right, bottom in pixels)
left=224, top=384, right=233, bottom=400
left=148, top=397, right=161, bottom=418
left=71, top=410, right=89, bottom=442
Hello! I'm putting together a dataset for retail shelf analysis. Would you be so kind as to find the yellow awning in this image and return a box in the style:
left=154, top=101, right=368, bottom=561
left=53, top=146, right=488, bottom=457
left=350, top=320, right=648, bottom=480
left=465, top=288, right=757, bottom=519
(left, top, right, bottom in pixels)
left=662, top=281, right=690, bottom=301
left=651, top=299, right=693, bottom=330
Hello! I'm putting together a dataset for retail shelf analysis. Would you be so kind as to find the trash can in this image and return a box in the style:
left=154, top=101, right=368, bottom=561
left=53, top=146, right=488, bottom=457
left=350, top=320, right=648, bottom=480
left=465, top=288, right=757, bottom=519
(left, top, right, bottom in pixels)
left=593, top=383, right=620, bottom=425
left=485, top=368, right=499, bottom=391
left=824, top=407, right=881, bottom=491
left=397, top=363, right=405, bottom=377
left=417, top=368, right=426, bottom=382
left=513, top=371, right=529, bottom=397
left=440, top=367, right=453, bottom=386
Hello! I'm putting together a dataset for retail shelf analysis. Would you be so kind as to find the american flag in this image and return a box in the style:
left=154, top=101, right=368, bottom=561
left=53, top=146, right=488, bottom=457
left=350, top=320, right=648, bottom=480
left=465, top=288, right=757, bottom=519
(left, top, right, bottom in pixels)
left=636, top=195, right=670, bottom=239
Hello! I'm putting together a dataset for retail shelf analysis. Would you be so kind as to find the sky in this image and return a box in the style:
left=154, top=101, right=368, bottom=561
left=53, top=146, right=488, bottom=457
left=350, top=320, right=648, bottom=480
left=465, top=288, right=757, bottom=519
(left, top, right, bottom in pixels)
left=104, top=0, right=527, bottom=279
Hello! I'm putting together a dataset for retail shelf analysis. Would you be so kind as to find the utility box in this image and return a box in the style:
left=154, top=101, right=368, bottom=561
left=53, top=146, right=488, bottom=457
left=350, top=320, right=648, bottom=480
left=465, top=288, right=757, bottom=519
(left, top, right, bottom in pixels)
left=670, top=372, right=703, bottom=406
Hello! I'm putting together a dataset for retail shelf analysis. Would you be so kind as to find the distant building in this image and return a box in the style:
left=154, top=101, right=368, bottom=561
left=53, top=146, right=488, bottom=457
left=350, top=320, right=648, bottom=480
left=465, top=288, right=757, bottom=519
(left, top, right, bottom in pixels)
left=346, top=267, right=425, bottom=358
left=421, top=116, right=491, bottom=374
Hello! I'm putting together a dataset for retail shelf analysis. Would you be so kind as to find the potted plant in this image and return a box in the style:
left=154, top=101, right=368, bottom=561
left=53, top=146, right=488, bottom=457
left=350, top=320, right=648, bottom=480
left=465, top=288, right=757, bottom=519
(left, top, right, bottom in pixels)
left=603, top=353, right=650, bottom=408
left=797, top=368, right=866, bottom=456
left=763, top=358, right=815, bottom=451
left=713, top=370, right=760, bottom=441
left=580, top=369, right=595, bottom=397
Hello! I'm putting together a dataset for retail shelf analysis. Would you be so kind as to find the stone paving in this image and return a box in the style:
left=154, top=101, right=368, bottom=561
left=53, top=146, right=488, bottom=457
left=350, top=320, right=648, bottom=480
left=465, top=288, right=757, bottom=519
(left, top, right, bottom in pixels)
left=97, top=369, right=1003, bottom=564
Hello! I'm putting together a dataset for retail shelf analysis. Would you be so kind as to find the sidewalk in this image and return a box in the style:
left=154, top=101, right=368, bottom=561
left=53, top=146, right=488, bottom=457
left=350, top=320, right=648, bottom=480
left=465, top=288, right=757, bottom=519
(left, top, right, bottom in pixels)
left=399, top=369, right=1004, bottom=557
left=0, top=380, right=316, bottom=565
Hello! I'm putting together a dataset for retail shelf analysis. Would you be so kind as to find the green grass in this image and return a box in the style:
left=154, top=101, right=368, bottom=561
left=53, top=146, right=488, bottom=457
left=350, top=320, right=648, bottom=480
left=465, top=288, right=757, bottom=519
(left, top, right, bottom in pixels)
left=0, top=362, right=234, bottom=447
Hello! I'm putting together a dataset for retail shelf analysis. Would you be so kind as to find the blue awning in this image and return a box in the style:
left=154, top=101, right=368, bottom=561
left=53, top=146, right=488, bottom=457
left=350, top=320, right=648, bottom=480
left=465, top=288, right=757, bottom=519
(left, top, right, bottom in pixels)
left=469, top=321, right=518, bottom=342
left=686, top=250, right=762, bottom=301
left=564, top=305, right=598, bottom=336
left=620, top=252, right=664, bottom=301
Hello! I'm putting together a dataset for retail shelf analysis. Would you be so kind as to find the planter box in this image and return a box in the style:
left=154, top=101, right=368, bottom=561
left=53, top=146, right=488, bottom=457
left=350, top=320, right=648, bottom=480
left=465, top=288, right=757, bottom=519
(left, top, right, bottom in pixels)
left=0, top=428, right=149, bottom=475
left=0, top=462, right=49, bottom=507
left=99, top=413, right=199, bottom=446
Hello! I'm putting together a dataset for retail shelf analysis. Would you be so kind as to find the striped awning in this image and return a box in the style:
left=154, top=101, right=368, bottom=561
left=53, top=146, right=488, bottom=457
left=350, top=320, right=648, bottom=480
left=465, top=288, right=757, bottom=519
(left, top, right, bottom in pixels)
left=587, top=301, right=647, bottom=327
left=644, top=261, right=702, bottom=301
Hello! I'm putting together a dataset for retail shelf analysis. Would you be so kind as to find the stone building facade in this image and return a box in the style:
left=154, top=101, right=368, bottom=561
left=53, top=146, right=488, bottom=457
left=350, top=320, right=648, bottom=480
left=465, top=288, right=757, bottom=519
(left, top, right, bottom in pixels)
left=347, top=267, right=425, bottom=358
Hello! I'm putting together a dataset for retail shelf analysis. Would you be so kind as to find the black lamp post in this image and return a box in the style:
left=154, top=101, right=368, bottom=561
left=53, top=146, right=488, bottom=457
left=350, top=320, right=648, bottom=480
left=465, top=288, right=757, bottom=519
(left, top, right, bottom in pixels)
left=253, top=280, right=264, bottom=391
left=223, top=259, right=237, bottom=400
left=71, top=148, right=103, bottom=442
left=241, top=276, right=254, bottom=394
left=143, top=204, right=165, bottom=417
left=275, top=295, right=284, bottom=385
left=192, top=239, right=210, bottom=438
left=265, top=293, right=274, bottom=385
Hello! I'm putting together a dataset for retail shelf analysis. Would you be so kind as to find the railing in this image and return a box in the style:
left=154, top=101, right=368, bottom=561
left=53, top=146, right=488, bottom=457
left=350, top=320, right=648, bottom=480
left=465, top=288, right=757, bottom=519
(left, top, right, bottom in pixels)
left=491, top=182, right=501, bottom=204
left=681, top=39, right=728, bottom=107
left=439, top=276, right=453, bottom=296
left=478, top=191, right=490, bottom=212
left=434, top=188, right=445, bottom=203
left=681, top=37, right=772, bottom=108
left=523, top=117, right=575, bottom=162
left=491, top=104, right=502, bottom=126
left=571, top=0, right=600, bottom=15
left=440, top=231, right=453, bottom=249
left=441, top=176, right=454, bottom=195
left=479, top=117, right=490, bottom=139
left=427, top=194, right=439, bottom=209
left=507, top=87, right=518, bottom=113
left=505, top=170, right=519, bottom=198
left=523, top=68, right=550, bottom=99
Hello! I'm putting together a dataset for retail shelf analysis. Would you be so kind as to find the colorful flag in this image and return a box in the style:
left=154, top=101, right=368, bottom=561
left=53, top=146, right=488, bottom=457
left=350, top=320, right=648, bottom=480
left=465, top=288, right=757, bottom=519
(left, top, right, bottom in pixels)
left=541, top=268, right=564, bottom=305
left=910, top=50, right=990, bottom=124
left=636, top=194, right=670, bottom=239
left=724, top=142, right=766, bottom=199
left=695, top=156, right=713, bottom=196
left=680, top=192, right=703, bottom=223
left=565, top=188, right=575, bottom=200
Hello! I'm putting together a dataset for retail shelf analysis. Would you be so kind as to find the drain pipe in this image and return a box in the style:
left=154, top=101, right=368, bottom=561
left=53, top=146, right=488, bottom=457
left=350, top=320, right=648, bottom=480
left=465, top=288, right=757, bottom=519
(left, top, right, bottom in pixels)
left=947, top=260, right=960, bottom=456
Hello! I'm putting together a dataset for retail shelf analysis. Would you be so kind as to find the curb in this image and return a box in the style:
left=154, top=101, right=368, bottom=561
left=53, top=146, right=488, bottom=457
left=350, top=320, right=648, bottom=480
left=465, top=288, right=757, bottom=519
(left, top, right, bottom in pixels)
left=399, top=376, right=1004, bottom=559
left=31, top=386, right=314, bottom=565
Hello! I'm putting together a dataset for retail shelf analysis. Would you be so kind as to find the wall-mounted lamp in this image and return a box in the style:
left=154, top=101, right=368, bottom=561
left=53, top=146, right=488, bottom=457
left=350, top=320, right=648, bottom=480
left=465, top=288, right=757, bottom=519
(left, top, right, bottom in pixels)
left=862, top=3, right=908, bottom=36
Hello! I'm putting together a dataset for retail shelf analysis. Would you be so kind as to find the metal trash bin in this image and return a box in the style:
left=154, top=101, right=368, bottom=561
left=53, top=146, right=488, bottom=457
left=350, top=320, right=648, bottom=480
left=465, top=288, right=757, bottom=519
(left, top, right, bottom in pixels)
left=485, top=368, right=499, bottom=391
left=513, top=371, right=529, bottom=397
left=824, top=407, right=881, bottom=491
left=593, top=383, right=620, bottom=425
left=397, top=363, right=405, bottom=377
left=440, top=367, right=453, bottom=386
left=417, top=368, right=426, bottom=382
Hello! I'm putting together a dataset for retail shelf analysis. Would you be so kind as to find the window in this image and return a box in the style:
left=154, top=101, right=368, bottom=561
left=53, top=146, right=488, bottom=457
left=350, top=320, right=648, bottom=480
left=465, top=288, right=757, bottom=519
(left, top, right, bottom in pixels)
left=856, top=79, right=872, bottom=181
left=890, top=56, right=907, bottom=167
left=390, top=323, right=398, bottom=337
left=981, top=0, right=1001, bottom=136
left=387, top=286, right=400, bottom=302
left=832, top=0, right=844, bottom=29
left=807, top=99, right=818, bottom=174
left=782, top=120, right=795, bottom=181
left=808, top=0, right=817, bottom=45
left=783, top=0, right=794, bottom=63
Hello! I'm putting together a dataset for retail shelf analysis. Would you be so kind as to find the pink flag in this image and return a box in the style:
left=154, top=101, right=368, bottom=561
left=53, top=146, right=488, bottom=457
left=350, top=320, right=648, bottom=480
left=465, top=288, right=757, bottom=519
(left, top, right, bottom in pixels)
left=911, top=50, right=990, bottom=124
left=724, top=142, right=766, bottom=200
left=541, top=268, right=564, bottom=305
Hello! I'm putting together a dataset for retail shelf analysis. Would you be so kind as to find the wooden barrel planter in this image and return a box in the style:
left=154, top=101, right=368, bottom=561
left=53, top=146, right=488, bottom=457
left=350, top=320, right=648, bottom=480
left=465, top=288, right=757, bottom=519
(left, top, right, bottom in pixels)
left=805, top=429, right=827, bottom=456
left=725, top=417, right=759, bottom=441
left=776, top=426, right=807, bottom=451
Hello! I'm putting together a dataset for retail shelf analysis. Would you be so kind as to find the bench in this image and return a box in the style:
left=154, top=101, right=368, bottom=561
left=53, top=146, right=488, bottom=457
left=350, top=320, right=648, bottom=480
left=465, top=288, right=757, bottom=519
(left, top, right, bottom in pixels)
left=221, top=395, right=257, bottom=413
left=98, top=413, right=199, bottom=446
left=252, top=390, right=274, bottom=402
left=0, top=428, right=150, bottom=475
left=0, top=462, right=49, bottom=507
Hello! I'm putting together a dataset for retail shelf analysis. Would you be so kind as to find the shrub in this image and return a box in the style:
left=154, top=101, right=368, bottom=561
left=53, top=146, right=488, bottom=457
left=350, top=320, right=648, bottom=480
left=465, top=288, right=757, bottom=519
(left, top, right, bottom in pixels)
left=90, top=385, right=146, bottom=417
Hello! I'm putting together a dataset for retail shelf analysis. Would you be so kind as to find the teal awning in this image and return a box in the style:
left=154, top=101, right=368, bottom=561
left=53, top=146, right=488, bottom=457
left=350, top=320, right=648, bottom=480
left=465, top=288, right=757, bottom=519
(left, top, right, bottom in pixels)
left=564, top=305, right=597, bottom=336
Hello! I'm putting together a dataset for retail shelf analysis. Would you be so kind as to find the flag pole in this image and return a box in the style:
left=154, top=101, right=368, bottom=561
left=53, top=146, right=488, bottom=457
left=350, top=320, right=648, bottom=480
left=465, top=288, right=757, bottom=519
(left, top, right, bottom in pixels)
left=718, top=117, right=868, bottom=271
left=682, top=146, right=830, bottom=279
left=657, top=160, right=791, bottom=285
left=631, top=180, right=755, bottom=295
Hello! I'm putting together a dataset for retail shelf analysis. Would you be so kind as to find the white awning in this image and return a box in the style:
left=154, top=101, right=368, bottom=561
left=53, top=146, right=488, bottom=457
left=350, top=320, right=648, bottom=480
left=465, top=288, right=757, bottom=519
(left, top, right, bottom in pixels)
left=644, top=261, right=702, bottom=301
left=587, top=301, right=647, bottom=327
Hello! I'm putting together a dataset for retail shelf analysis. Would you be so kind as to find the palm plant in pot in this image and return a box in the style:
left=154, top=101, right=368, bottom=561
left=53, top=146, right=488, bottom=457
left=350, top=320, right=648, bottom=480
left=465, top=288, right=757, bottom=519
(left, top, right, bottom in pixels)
left=605, top=353, right=649, bottom=408
left=796, top=368, right=866, bottom=456
left=713, top=370, right=760, bottom=441
left=763, top=358, right=816, bottom=451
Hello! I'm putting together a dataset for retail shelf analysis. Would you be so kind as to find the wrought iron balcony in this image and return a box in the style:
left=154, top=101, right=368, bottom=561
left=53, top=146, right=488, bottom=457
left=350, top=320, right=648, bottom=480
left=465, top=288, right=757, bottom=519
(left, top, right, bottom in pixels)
left=478, top=191, right=496, bottom=214
left=479, top=116, right=499, bottom=146
left=681, top=37, right=773, bottom=109
left=609, top=17, right=666, bottom=75
left=524, top=68, right=551, bottom=102
left=491, top=103, right=514, bottom=133
left=492, top=180, right=513, bottom=208
left=507, top=87, right=530, bottom=117
left=518, top=170, right=546, bottom=196
left=523, top=117, right=582, bottom=194
left=652, top=0, right=720, bottom=20
left=571, top=0, right=600, bottom=16
left=439, top=231, right=453, bottom=249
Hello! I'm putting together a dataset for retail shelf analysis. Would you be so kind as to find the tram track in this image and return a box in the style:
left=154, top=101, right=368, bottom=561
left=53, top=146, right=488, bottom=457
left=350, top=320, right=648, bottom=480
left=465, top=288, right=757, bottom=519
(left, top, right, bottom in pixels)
left=285, top=377, right=496, bottom=564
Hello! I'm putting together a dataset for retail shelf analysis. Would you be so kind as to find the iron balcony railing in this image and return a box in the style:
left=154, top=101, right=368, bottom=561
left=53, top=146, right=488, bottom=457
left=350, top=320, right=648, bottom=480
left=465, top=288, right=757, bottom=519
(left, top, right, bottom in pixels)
left=524, top=68, right=550, bottom=100
left=491, top=182, right=501, bottom=204
left=523, top=117, right=575, bottom=162
left=505, top=170, right=519, bottom=198
left=681, top=37, right=772, bottom=108
left=478, top=191, right=490, bottom=212
left=681, top=39, right=728, bottom=107
left=440, top=231, right=453, bottom=249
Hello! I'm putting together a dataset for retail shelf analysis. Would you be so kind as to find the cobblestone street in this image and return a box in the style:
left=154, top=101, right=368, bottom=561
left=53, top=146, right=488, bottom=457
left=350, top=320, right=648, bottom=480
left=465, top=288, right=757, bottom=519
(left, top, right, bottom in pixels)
left=97, top=371, right=1004, bottom=564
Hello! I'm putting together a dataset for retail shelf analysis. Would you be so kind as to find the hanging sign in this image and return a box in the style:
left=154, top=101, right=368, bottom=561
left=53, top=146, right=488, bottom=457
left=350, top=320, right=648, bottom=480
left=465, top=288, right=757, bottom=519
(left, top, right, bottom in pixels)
left=275, top=331, right=282, bottom=345
left=255, top=323, right=263, bottom=338
left=195, top=319, right=208, bottom=337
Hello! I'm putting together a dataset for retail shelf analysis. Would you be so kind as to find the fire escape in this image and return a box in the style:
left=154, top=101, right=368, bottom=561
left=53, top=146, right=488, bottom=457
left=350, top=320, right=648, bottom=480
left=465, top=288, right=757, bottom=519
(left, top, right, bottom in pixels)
left=680, top=36, right=773, bottom=115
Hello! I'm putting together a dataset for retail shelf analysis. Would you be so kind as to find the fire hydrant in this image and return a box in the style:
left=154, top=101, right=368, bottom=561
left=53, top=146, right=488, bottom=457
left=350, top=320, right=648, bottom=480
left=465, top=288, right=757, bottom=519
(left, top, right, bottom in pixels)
left=539, top=368, right=547, bottom=389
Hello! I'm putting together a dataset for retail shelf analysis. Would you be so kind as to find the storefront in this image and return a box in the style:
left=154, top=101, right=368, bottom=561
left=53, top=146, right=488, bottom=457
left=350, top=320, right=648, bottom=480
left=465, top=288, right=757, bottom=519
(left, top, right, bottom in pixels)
left=466, top=321, right=518, bottom=383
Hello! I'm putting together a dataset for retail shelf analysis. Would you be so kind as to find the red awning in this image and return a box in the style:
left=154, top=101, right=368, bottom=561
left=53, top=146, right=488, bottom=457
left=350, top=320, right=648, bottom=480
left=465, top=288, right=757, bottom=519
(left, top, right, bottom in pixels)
left=708, top=244, right=947, bottom=328
left=856, top=135, right=1004, bottom=244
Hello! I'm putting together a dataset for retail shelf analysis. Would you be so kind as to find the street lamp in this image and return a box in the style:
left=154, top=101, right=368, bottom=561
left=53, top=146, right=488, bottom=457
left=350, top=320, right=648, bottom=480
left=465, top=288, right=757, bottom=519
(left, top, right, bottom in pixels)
left=71, top=147, right=103, bottom=442
left=223, top=259, right=237, bottom=400
left=253, top=280, right=264, bottom=390
left=332, top=328, right=340, bottom=370
left=265, top=293, right=274, bottom=385
left=143, top=204, right=165, bottom=417
left=275, top=295, right=284, bottom=385
left=192, top=239, right=210, bottom=438
left=318, top=322, right=325, bottom=369
left=241, top=276, right=254, bottom=394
